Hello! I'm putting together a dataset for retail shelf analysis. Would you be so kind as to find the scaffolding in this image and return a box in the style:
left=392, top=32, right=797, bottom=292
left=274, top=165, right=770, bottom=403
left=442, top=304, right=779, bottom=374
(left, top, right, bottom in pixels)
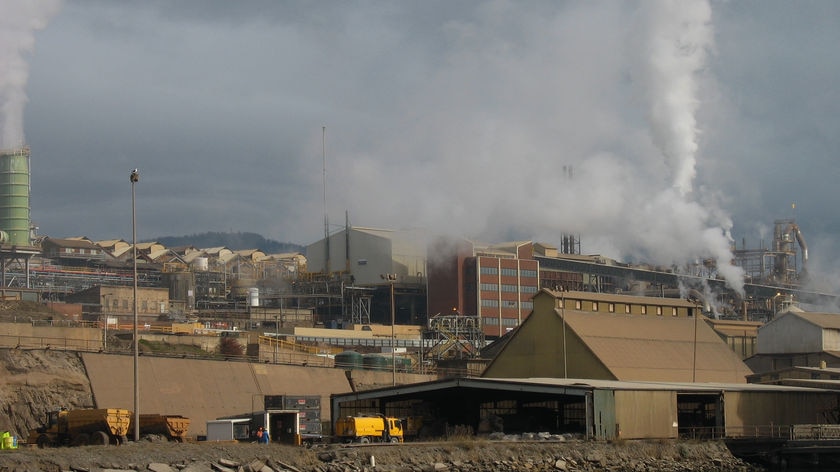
left=425, top=313, right=485, bottom=360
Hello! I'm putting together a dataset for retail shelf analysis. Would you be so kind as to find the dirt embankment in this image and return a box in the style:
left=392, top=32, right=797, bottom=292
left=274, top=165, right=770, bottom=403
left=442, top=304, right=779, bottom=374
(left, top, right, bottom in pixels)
left=0, top=348, right=94, bottom=438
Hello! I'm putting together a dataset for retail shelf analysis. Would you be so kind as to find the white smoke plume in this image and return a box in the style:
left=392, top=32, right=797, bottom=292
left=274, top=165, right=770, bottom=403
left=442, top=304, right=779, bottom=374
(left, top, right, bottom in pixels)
left=635, top=0, right=745, bottom=296
left=0, top=0, right=62, bottom=150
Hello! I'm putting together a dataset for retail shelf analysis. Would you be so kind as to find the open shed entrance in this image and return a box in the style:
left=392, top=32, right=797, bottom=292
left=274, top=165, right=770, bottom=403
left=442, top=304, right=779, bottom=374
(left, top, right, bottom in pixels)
left=677, top=393, right=723, bottom=439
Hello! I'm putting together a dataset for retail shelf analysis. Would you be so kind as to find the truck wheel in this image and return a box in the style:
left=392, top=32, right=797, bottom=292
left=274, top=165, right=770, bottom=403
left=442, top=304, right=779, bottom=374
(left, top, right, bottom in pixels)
left=90, top=431, right=110, bottom=446
left=71, top=433, right=90, bottom=446
left=36, top=434, right=51, bottom=448
left=117, top=435, right=128, bottom=445
left=359, top=437, right=370, bottom=444
left=389, top=437, right=400, bottom=443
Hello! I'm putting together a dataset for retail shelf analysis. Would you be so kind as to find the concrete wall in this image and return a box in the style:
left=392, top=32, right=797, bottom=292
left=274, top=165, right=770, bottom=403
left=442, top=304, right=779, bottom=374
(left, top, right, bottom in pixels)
left=0, top=323, right=101, bottom=351
left=81, top=352, right=435, bottom=437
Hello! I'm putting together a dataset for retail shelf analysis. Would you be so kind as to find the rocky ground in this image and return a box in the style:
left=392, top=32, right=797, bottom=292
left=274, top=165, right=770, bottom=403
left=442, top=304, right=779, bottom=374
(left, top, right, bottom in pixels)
left=0, top=437, right=762, bottom=472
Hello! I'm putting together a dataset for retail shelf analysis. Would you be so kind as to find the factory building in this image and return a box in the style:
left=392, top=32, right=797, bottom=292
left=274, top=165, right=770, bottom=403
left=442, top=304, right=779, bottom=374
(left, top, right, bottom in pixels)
left=482, top=289, right=753, bottom=383
left=745, top=310, right=840, bottom=374
left=304, top=226, right=427, bottom=326
left=427, top=237, right=539, bottom=338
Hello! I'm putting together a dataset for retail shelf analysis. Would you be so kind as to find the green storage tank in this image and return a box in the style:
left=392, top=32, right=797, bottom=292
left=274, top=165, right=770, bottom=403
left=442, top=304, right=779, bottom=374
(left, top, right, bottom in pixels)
left=334, top=350, right=363, bottom=370
left=0, top=147, right=30, bottom=247
left=362, top=353, right=389, bottom=371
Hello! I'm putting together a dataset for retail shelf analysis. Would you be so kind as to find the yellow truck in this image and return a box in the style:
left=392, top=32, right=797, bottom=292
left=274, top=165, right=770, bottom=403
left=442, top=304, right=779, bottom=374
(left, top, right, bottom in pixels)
left=334, top=414, right=404, bottom=443
left=133, top=414, right=191, bottom=442
left=28, top=408, right=132, bottom=447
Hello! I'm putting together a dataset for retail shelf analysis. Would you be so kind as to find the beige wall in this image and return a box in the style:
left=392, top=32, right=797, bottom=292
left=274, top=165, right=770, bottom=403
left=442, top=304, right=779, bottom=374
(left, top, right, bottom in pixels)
left=0, top=323, right=101, bottom=351
left=81, top=352, right=435, bottom=437
left=614, top=390, right=678, bottom=439
left=723, top=390, right=840, bottom=436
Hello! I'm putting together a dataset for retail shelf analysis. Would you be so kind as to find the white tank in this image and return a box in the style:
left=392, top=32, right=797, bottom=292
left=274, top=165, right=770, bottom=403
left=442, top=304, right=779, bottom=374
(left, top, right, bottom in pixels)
left=248, top=287, right=259, bottom=307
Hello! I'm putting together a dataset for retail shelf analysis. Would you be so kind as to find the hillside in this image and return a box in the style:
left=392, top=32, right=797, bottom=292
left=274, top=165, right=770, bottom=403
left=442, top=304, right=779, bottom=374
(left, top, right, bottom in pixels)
left=151, top=231, right=304, bottom=253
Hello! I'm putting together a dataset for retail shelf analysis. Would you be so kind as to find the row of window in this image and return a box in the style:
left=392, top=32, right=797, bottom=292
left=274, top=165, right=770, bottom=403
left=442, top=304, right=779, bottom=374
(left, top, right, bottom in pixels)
left=558, top=299, right=682, bottom=316
left=480, top=299, right=534, bottom=310
left=479, top=283, right=539, bottom=294
left=479, top=267, right=538, bottom=278
left=483, top=317, right=520, bottom=326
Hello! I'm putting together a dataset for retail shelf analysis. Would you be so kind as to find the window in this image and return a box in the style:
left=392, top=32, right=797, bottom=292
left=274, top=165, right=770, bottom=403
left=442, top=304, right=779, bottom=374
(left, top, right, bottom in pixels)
left=575, top=300, right=582, bottom=310
left=480, top=283, right=498, bottom=291
left=483, top=317, right=499, bottom=326
left=521, top=301, right=533, bottom=310
left=481, top=299, right=499, bottom=307
left=503, top=300, right=517, bottom=308
left=656, top=306, right=663, bottom=316
left=641, top=306, right=647, bottom=315
left=608, top=303, right=615, bottom=313
left=625, top=305, right=631, bottom=314
left=521, top=286, right=538, bottom=294
left=480, top=267, right=498, bottom=275
left=520, top=269, right=537, bottom=278
left=502, top=318, right=519, bottom=326
left=501, top=268, right=517, bottom=276
left=671, top=307, right=677, bottom=317
left=501, top=284, right=517, bottom=292
left=592, top=302, right=598, bottom=312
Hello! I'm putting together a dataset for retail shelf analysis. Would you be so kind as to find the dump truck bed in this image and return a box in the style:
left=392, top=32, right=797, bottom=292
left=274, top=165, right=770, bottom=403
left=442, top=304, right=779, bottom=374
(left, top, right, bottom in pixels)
left=65, top=409, right=132, bottom=437
left=135, top=414, right=191, bottom=441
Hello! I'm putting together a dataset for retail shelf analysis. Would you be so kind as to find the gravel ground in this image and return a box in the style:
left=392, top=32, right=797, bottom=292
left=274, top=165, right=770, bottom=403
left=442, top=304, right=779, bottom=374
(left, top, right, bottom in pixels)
left=0, top=438, right=763, bottom=472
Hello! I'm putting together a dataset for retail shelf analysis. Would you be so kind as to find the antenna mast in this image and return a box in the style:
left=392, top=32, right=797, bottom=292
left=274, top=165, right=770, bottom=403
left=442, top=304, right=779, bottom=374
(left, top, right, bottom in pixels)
left=323, top=126, right=330, bottom=274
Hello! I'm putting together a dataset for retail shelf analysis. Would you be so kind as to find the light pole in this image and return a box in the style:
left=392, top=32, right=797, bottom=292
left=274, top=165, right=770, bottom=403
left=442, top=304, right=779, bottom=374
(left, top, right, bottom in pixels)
left=390, top=278, right=396, bottom=386
left=273, top=315, right=279, bottom=364
left=381, top=273, right=397, bottom=386
left=130, top=168, right=140, bottom=442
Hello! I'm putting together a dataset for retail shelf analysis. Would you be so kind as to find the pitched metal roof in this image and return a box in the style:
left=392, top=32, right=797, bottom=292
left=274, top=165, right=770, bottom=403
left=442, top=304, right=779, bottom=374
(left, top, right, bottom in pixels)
left=560, top=310, right=753, bottom=383
left=784, top=311, right=840, bottom=330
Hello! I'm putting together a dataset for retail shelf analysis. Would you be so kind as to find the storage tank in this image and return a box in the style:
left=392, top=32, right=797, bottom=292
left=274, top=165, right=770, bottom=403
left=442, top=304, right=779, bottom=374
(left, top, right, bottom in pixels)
left=192, top=256, right=209, bottom=271
left=248, top=287, right=259, bottom=307
left=165, top=272, right=196, bottom=311
left=0, top=147, right=31, bottom=246
left=334, top=351, right=363, bottom=369
left=362, top=353, right=388, bottom=371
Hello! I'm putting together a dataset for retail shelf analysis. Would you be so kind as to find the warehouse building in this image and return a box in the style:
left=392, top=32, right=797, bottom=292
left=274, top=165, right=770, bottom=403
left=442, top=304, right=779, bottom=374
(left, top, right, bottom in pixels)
left=330, top=377, right=839, bottom=440
left=481, top=289, right=753, bottom=383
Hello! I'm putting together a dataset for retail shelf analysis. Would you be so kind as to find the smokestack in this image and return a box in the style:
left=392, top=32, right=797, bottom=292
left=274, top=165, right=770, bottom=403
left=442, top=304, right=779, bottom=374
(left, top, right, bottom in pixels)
left=0, top=146, right=31, bottom=246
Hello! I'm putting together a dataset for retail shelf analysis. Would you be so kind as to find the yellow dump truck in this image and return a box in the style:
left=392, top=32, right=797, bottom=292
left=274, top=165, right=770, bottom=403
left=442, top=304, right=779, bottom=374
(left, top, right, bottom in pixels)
left=28, top=408, right=132, bottom=447
left=334, top=414, right=404, bottom=443
left=134, top=414, right=191, bottom=442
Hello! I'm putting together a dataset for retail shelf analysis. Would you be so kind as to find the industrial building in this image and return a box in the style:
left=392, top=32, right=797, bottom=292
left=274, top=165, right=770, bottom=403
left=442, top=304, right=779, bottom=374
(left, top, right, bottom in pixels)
left=745, top=310, right=840, bottom=374
left=481, top=289, right=753, bottom=383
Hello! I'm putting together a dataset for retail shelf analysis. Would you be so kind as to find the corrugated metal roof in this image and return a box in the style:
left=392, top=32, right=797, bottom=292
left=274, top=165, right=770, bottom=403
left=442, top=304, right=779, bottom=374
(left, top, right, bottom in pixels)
left=43, top=237, right=100, bottom=249
left=481, top=376, right=829, bottom=392
left=560, top=310, right=753, bottom=383
left=787, top=311, right=840, bottom=330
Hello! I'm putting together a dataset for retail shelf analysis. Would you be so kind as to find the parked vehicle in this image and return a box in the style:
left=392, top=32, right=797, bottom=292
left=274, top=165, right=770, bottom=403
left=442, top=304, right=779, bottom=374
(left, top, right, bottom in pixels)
left=334, top=414, right=404, bottom=443
left=133, top=414, right=191, bottom=442
left=28, top=408, right=131, bottom=447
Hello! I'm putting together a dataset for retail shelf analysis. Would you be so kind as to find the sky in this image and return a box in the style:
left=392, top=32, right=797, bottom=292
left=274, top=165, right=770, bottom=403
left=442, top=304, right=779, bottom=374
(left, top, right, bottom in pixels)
left=3, top=0, right=840, bottom=293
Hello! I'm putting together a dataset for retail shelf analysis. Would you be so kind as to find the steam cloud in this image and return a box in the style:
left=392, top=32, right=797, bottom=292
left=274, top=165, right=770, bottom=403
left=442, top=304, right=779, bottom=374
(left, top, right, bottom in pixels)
left=636, top=0, right=745, bottom=297
left=0, top=0, right=62, bottom=149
